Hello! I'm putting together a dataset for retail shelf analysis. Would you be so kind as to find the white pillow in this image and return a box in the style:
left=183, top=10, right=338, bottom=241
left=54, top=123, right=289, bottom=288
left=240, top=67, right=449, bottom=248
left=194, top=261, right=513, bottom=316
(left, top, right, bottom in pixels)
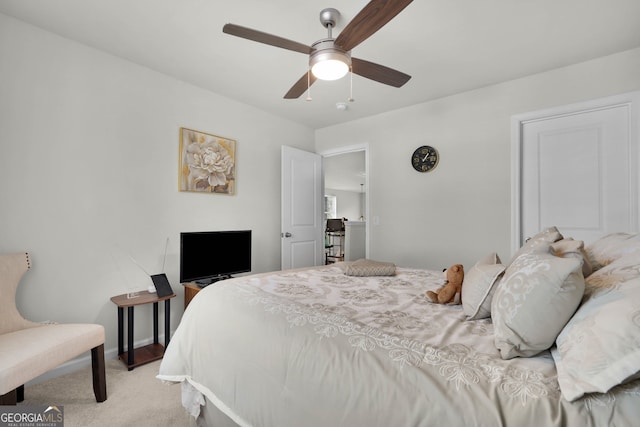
left=584, top=252, right=640, bottom=299
left=584, top=232, right=640, bottom=271
left=508, top=226, right=563, bottom=266
left=492, top=250, right=585, bottom=359
left=462, top=253, right=505, bottom=320
left=552, top=276, right=640, bottom=401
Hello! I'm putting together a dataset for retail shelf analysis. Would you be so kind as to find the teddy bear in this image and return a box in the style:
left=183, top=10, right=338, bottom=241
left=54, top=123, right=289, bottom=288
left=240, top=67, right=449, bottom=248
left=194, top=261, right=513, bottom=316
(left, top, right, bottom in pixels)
left=426, top=264, right=464, bottom=304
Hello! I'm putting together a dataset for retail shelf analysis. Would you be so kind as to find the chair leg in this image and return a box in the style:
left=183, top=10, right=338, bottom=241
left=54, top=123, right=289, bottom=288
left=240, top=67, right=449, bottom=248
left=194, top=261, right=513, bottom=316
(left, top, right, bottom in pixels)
left=91, top=344, right=107, bottom=402
left=0, top=388, right=17, bottom=405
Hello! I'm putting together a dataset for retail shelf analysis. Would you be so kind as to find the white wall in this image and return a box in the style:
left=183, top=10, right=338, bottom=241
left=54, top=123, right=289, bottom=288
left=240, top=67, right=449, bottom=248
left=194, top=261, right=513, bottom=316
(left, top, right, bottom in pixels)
left=316, top=48, right=640, bottom=270
left=325, top=188, right=362, bottom=221
left=0, top=14, right=314, bottom=353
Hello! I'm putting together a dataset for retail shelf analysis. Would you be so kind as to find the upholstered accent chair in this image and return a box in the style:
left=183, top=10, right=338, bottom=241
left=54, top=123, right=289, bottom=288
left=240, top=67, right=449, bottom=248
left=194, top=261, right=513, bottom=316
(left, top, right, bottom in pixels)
left=0, top=252, right=107, bottom=405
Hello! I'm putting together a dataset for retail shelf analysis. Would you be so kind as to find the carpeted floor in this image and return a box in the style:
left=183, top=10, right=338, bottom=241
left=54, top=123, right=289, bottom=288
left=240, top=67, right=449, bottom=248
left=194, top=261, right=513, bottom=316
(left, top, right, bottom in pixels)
left=18, top=358, right=195, bottom=427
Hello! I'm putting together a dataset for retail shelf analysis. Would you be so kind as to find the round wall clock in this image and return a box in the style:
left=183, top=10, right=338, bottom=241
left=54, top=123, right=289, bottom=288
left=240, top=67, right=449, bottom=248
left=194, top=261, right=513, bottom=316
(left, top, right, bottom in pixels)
left=411, top=145, right=439, bottom=172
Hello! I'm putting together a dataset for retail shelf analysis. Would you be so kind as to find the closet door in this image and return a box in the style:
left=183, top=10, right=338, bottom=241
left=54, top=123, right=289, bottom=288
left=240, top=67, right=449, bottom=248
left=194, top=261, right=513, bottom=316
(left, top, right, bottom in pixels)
left=512, top=92, right=640, bottom=250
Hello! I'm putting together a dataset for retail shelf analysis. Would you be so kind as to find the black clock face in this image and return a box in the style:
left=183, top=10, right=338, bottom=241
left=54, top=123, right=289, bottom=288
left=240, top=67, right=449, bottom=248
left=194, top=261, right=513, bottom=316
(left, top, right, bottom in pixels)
left=411, top=145, right=439, bottom=172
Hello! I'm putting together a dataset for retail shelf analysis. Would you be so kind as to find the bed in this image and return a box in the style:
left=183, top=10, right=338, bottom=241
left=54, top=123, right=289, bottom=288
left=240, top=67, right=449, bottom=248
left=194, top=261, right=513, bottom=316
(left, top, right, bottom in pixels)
left=157, top=229, right=640, bottom=426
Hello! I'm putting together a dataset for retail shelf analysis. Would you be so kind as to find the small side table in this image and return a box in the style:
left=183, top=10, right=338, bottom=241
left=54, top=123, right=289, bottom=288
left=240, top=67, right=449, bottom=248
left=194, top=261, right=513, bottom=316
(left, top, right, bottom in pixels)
left=110, top=291, right=176, bottom=370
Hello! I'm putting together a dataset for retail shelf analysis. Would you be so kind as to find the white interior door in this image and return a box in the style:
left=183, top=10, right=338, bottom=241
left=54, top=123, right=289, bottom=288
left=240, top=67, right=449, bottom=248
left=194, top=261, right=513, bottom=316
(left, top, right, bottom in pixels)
left=512, top=91, right=640, bottom=251
left=281, top=146, right=324, bottom=270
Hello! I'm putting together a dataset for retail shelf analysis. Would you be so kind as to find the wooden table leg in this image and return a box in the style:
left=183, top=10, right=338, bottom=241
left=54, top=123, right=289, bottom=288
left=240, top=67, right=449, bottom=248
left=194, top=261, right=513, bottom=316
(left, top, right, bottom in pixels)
left=165, top=298, right=171, bottom=347
left=117, top=306, right=124, bottom=356
left=153, top=302, right=159, bottom=345
left=127, top=306, right=134, bottom=368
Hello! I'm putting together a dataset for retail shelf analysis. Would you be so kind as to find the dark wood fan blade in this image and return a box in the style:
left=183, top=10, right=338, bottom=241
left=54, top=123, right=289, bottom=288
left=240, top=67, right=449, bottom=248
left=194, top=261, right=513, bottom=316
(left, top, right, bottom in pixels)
left=351, top=57, right=411, bottom=87
left=223, top=24, right=312, bottom=55
left=335, top=0, right=413, bottom=52
left=284, top=72, right=317, bottom=99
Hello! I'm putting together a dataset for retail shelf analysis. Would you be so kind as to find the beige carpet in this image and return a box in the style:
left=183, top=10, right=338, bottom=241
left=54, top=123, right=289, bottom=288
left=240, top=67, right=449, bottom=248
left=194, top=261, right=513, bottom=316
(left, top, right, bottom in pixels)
left=18, top=359, right=195, bottom=427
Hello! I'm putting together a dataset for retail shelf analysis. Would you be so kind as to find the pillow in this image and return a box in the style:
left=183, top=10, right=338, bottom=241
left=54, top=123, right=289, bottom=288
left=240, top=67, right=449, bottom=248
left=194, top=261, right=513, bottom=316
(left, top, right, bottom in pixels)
left=461, top=252, right=505, bottom=320
left=492, top=250, right=585, bottom=359
left=508, top=226, right=563, bottom=266
left=584, top=232, right=640, bottom=271
left=551, top=238, right=593, bottom=278
left=552, top=276, right=640, bottom=401
left=584, top=252, right=640, bottom=299
left=343, top=259, right=396, bottom=277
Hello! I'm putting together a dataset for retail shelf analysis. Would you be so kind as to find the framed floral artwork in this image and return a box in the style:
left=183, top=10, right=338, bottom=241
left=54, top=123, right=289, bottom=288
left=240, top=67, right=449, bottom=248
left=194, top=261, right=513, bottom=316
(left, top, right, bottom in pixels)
left=179, top=128, right=236, bottom=194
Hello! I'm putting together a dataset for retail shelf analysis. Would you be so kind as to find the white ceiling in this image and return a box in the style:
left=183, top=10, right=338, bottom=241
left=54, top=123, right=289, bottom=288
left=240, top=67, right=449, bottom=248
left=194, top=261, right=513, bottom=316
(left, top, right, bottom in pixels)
left=1, top=0, right=640, bottom=130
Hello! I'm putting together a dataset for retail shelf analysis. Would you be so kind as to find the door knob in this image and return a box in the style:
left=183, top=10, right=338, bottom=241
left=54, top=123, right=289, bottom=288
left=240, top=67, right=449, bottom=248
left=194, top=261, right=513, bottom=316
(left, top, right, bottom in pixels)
left=283, top=232, right=292, bottom=238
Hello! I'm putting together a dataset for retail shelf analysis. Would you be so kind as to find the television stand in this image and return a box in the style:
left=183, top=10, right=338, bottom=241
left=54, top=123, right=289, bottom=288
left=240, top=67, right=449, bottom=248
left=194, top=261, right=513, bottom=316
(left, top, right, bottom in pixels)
left=183, top=276, right=236, bottom=309
left=195, top=274, right=232, bottom=288
left=182, top=277, right=229, bottom=310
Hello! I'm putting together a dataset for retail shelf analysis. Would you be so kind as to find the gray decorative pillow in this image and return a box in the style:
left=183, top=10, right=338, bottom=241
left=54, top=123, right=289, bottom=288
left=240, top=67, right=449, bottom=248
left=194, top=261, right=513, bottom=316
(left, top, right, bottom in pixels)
left=344, top=259, right=396, bottom=277
left=492, top=250, right=585, bottom=359
left=461, top=252, right=505, bottom=320
left=551, top=238, right=593, bottom=278
left=508, top=226, right=563, bottom=266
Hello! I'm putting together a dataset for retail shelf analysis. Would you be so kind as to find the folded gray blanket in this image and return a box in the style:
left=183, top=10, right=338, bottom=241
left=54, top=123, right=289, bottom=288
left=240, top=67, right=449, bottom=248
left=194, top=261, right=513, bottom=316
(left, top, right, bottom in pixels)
left=342, top=258, right=396, bottom=276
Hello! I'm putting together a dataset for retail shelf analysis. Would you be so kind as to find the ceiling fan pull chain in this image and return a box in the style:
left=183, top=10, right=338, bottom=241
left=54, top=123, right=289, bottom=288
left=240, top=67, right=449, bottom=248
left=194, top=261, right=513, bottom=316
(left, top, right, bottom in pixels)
left=306, top=69, right=312, bottom=101
left=348, top=67, right=355, bottom=102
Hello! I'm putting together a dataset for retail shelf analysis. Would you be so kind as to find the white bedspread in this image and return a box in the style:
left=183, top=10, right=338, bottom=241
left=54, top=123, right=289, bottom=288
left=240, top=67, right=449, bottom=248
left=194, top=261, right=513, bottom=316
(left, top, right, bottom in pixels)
left=158, top=265, right=640, bottom=426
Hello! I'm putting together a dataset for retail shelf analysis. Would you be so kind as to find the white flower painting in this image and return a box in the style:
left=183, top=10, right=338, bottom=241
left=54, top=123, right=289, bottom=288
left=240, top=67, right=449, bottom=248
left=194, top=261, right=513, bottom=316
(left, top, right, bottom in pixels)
left=179, top=128, right=236, bottom=194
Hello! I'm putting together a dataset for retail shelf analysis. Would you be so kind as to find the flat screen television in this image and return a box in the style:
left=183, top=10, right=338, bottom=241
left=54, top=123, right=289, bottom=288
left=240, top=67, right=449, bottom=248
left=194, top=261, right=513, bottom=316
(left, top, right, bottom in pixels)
left=180, top=230, right=251, bottom=285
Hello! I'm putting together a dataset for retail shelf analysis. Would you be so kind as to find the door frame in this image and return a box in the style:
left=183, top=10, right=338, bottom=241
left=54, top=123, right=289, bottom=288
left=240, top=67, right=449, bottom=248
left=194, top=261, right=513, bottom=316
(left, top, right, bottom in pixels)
left=511, top=91, right=640, bottom=253
left=319, top=143, right=370, bottom=259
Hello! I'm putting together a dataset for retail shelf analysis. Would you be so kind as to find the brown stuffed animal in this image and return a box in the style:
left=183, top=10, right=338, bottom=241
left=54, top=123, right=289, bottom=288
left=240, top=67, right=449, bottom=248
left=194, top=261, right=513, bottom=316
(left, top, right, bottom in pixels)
left=426, top=264, right=464, bottom=304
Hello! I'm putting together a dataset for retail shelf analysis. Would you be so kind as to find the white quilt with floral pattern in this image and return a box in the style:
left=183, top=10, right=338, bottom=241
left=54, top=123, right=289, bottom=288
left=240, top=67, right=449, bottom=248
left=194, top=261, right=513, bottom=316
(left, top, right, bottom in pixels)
left=158, top=265, right=639, bottom=427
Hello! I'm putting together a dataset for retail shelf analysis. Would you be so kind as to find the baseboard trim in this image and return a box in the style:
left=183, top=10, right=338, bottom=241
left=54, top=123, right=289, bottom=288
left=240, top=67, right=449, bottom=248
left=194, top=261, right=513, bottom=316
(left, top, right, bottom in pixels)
left=26, top=333, right=172, bottom=386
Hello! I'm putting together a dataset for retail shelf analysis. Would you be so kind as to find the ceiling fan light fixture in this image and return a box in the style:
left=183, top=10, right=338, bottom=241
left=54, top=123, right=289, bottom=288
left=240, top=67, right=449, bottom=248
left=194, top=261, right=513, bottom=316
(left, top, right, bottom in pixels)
left=312, top=59, right=349, bottom=81
left=309, top=43, right=351, bottom=81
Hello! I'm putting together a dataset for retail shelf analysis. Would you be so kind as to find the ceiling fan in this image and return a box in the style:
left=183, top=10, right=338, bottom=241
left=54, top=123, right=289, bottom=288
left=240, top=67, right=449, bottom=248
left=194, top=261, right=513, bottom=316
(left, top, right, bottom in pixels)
left=222, top=0, right=413, bottom=99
